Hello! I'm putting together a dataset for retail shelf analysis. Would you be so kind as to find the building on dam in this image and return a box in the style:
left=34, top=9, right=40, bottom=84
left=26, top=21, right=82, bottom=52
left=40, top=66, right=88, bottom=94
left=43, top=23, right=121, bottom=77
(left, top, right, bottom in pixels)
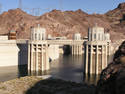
left=84, top=25, right=111, bottom=74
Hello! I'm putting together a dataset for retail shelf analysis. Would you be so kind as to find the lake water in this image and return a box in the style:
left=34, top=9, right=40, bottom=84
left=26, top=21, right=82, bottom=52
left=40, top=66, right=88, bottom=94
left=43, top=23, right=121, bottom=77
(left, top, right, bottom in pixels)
left=0, top=54, right=100, bottom=84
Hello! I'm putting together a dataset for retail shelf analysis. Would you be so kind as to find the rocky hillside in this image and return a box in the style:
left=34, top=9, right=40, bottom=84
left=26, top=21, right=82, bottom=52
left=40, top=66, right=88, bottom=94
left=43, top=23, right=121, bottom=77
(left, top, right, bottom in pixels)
left=0, top=2, right=125, bottom=41
left=97, top=40, right=125, bottom=94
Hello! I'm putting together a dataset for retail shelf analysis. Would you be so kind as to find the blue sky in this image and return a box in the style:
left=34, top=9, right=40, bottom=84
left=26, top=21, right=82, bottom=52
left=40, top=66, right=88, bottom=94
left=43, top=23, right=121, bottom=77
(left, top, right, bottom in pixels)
left=0, top=0, right=125, bottom=14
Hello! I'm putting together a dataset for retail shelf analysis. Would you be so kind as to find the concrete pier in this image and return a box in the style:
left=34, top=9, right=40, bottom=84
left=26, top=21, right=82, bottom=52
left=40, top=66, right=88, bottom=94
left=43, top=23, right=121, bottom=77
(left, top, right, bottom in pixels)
left=72, top=44, right=83, bottom=55
left=72, top=33, right=83, bottom=55
left=84, top=25, right=111, bottom=74
left=28, top=25, right=50, bottom=75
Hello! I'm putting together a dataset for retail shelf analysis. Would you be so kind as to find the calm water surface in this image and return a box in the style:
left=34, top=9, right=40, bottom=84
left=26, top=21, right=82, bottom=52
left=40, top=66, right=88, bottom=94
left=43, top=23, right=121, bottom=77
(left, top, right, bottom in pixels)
left=50, top=55, right=84, bottom=83
left=0, top=54, right=100, bottom=84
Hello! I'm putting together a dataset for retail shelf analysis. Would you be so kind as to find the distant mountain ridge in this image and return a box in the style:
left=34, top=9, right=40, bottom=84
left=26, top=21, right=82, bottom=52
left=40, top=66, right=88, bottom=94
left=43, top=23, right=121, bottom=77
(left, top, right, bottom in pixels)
left=0, top=2, right=125, bottom=41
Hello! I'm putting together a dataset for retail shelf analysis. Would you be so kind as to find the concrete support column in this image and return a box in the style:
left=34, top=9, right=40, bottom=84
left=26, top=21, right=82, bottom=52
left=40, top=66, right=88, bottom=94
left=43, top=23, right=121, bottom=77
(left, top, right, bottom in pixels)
left=33, top=32, right=35, bottom=40
left=44, top=44, right=46, bottom=71
left=28, top=43, right=31, bottom=75
left=40, top=44, right=42, bottom=72
left=105, top=45, right=108, bottom=67
left=30, top=33, right=32, bottom=40
left=96, top=45, right=99, bottom=74
left=77, top=45, right=78, bottom=55
left=74, top=45, right=77, bottom=55
left=91, top=31, right=93, bottom=41
left=88, top=30, right=90, bottom=41
left=90, top=45, right=93, bottom=74
left=73, top=45, right=74, bottom=55
left=73, top=45, right=75, bottom=55
left=31, top=44, right=34, bottom=72
left=75, top=42, right=77, bottom=55
left=36, top=33, right=38, bottom=40
left=74, top=45, right=76, bottom=55
left=77, top=45, right=79, bottom=55
left=32, top=32, right=34, bottom=40
left=72, top=45, right=73, bottom=55
left=79, top=45, right=81, bottom=54
left=107, top=43, right=111, bottom=56
left=96, top=33, right=97, bottom=40
left=39, top=33, right=42, bottom=40
left=34, top=33, right=36, bottom=40
left=102, top=45, right=104, bottom=70
left=44, top=33, right=46, bottom=40
left=41, top=44, right=44, bottom=71
left=78, top=45, right=80, bottom=55
left=45, top=44, right=49, bottom=70
left=92, top=31, right=94, bottom=41
left=85, top=44, right=88, bottom=73
left=36, top=44, right=38, bottom=75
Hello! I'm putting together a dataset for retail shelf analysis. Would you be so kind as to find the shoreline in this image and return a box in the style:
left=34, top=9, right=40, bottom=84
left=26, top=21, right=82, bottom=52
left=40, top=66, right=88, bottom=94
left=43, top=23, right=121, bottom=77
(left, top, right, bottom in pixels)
left=0, top=76, right=96, bottom=94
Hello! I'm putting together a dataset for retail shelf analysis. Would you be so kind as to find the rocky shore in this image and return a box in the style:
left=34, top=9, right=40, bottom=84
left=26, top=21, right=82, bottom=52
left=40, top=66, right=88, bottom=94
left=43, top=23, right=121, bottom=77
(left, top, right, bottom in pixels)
left=0, top=76, right=95, bottom=94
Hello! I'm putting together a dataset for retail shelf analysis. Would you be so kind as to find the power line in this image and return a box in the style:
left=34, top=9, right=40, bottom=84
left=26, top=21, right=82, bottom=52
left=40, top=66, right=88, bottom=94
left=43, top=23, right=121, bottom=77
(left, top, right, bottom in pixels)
left=23, top=8, right=51, bottom=16
left=18, top=0, right=51, bottom=16
left=18, top=0, right=22, bottom=9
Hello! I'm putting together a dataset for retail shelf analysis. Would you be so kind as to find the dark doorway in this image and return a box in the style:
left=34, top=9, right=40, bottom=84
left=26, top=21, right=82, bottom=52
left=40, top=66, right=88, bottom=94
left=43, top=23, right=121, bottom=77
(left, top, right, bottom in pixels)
left=63, top=45, right=71, bottom=55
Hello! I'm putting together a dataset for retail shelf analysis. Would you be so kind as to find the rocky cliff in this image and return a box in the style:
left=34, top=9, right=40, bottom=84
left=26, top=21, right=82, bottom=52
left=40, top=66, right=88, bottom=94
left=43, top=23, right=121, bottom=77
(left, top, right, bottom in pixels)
left=97, top=41, right=125, bottom=94
left=1, top=3, right=125, bottom=41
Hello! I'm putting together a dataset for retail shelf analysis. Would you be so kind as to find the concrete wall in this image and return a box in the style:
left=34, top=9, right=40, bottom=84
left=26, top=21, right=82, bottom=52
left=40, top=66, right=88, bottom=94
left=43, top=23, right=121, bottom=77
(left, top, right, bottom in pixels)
left=48, top=45, right=60, bottom=60
left=0, top=36, right=8, bottom=40
left=0, top=40, right=19, bottom=67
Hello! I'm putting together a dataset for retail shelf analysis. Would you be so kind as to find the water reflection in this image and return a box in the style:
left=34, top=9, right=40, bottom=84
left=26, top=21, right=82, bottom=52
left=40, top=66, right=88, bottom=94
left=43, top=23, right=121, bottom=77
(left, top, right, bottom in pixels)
left=49, top=54, right=101, bottom=84
left=18, top=65, right=28, bottom=77
left=0, top=54, right=102, bottom=85
left=50, top=54, right=84, bottom=83
left=83, top=74, right=100, bottom=85
left=0, top=66, right=18, bottom=82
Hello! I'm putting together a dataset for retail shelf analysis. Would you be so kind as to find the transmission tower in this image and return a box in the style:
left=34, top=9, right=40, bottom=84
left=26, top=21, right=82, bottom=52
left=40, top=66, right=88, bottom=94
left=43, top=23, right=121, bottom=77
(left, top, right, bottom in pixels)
left=30, top=8, right=50, bottom=16
left=18, top=0, right=22, bottom=9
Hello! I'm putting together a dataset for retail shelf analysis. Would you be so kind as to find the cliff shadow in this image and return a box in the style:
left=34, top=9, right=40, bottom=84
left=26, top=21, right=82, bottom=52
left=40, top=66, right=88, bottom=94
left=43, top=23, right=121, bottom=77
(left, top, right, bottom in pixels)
left=25, top=78, right=96, bottom=94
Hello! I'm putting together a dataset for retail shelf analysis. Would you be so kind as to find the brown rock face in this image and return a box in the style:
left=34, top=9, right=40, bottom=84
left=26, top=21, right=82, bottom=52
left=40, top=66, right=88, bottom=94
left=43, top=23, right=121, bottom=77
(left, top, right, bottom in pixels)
left=118, top=3, right=125, bottom=9
left=0, top=3, right=125, bottom=41
left=0, top=8, right=37, bottom=39
left=96, top=41, right=125, bottom=94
